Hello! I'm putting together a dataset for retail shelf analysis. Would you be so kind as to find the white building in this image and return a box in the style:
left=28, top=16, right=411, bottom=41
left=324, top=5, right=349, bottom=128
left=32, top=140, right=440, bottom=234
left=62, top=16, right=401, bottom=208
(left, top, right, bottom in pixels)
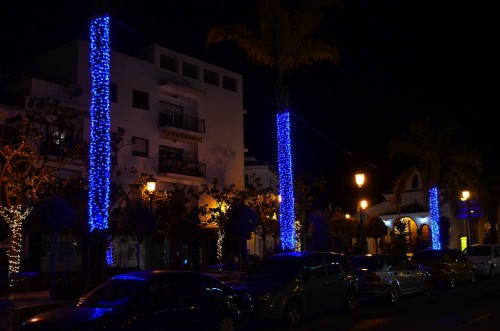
left=0, top=38, right=246, bottom=271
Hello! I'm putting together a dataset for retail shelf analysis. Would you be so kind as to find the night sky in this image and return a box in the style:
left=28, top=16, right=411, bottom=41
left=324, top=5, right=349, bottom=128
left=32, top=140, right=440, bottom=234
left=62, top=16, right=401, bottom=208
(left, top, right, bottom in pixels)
left=1, top=0, right=498, bottom=213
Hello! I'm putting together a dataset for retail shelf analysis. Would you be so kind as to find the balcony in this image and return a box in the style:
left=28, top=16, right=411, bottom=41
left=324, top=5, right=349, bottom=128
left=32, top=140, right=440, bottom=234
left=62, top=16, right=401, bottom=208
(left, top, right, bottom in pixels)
left=159, top=110, right=205, bottom=134
left=159, top=157, right=206, bottom=178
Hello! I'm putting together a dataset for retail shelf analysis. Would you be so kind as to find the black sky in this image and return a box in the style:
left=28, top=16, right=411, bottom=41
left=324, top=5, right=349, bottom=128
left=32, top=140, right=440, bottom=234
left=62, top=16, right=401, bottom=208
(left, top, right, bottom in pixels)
left=1, top=0, right=498, bottom=213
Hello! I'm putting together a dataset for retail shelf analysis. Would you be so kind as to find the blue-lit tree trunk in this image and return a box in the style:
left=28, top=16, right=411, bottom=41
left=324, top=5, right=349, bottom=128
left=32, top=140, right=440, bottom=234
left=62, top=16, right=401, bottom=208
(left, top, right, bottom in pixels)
left=277, top=111, right=295, bottom=251
left=429, top=187, right=441, bottom=250
left=88, top=14, right=111, bottom=280
left=89, top=15, right=111, bottom=232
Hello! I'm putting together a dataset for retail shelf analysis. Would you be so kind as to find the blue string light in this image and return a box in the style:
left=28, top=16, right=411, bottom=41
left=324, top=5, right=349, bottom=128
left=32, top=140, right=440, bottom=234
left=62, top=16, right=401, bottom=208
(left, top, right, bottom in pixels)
left=277, top=111, right=295, bottom=251
left=88, top=15, right=111, bottom=231
left=429, top=186, right=441, bottom=249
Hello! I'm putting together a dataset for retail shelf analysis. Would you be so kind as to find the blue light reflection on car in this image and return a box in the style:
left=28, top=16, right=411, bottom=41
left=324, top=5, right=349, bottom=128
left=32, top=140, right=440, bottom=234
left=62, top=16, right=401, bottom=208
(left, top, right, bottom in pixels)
left=91, top=308, right=113, bottom=320
left=112, top=275, right=147, bottom=281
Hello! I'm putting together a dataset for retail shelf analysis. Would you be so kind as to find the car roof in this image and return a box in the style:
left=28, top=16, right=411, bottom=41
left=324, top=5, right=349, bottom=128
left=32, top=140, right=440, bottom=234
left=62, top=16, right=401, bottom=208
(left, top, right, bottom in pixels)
left=268, top=251, right=340, bottom=259
left=110, top=270, right=208, bottom=281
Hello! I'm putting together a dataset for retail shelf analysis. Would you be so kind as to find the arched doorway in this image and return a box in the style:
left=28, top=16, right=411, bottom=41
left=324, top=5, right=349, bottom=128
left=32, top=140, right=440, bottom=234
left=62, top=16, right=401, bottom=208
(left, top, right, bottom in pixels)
left=393, top=217, right=418, bottom=252
left=420, top=224, right=431, bottom=247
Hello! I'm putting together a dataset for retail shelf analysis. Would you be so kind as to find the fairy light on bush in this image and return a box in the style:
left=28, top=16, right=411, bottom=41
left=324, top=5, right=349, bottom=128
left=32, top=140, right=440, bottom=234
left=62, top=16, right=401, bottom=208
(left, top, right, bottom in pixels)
left=0, top=205, right=32, bottom=276
left=277, top=111, right=295, bottom=251
left=88, top=14, right=111, bottom=231
left=429, top=186, right=441, bottom=250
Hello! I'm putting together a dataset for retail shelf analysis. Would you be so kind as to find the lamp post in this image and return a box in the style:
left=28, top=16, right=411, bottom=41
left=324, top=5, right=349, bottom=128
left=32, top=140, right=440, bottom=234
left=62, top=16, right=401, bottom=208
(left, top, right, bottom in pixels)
left=147, top=175, right=157, bottom=212
left=355, top=173, right=368, bottom=254
left=461, top=190, right=473, bottom=246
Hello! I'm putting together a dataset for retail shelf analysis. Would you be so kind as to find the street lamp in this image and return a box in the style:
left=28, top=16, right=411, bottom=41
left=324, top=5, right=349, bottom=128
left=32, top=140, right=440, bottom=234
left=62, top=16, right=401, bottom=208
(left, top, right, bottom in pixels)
left=355, top=173, right=368, bottom=254
left=461, top=190, right=473, bottom=246
left=147, top=174, right=157, bottom=212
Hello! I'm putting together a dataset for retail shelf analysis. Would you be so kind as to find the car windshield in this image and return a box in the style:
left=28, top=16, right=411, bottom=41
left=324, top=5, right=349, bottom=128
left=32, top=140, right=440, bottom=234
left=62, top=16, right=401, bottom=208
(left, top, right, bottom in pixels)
left=245, top=256, right=303, bottom=282
left=412, top=250, right=443, bottom=260
left=464, top=246, right=491, bottom=256
left=351, top=256, right=385, bottom=270
left=79, top=278, right=147, bottom=308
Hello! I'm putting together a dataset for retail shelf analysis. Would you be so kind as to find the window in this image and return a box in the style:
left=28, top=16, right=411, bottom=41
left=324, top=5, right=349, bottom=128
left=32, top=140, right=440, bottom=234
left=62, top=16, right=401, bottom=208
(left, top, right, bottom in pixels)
left=324, top=254, right=342, bottom=275
left=110, top=83, right=117, bottom=103
left=132, top=137, right=148, bottom=157
left=132, top=89, right=149, bottom=110
left=303, top=255, right=326, bottom=279
left=160, top=54, right=178, bottom=72
left=203, top=69, right=219, bottom=85
left=222, top=75, right=237, bottom=91
left=182, top=62, right=199, bottom=79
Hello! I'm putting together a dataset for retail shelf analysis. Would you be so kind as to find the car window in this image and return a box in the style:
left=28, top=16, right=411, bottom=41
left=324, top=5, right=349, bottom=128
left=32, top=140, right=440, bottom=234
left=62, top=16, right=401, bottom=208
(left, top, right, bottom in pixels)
left=464, top=246, right=491, bottom=256
left=351, top=256, right=384, bottom=270
left=246, top=257, right=303, bottom=282
left=303, top=255, right=327, bottom=279
left=391, top=255, right=410, bottom=271
left=336, top=254, right=353, bottom=272
left=324, top=254, right=342, bottom=275
left=80, top=279, right=147, bottom=308
left=495, top=246, right=500, bottom=256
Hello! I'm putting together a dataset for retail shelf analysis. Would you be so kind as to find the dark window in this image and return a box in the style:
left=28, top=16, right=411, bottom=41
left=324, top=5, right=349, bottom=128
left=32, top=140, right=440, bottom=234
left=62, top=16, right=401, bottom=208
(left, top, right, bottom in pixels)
left=183, top=62, right=199, bottom=79
left=222, top=75, right=237, bottom=91
left=160, top=54, right=178, bottom=72
left=203, top=69, right=219, bottom=85
left=132, top=137, right=148, bottom=157
left=132, top=90, right=149, bottom=110
left=324, top=254, right=342, bottom=275
left=110, top=83, right=117, bottom=103
left=303, top=255, right=326, bottom=279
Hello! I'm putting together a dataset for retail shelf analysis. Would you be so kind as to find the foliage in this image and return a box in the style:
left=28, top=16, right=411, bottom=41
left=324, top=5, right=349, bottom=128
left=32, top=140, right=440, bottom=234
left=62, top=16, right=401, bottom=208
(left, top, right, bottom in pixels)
left=243, top=174, right=280, bottom=255
left=329, top=206, right=355, bottom=254
left=390, top=219, right=410, bottom=255
left=294, top=172, right=326, bottom=249
left=307, top=208, right=333, bottom=251
left=439, top=216, right=451, bottom=249
left=365, top=216, right=388, bottom=254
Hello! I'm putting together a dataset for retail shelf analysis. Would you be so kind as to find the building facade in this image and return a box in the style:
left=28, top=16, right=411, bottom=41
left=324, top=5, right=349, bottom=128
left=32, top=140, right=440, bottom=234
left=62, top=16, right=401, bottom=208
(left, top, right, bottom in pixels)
left=0, top=38, right=246, bottom=272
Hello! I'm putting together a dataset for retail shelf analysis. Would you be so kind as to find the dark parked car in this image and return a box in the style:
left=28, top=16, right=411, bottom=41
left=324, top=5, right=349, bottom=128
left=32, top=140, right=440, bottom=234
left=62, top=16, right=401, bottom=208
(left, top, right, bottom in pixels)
left=232, top=251, right=358, bottom=328
left=410, top=248, right=476, bottom=288
left=351, top=254, right=433, bottom=303
left=19, top=270, right=253, bottom=331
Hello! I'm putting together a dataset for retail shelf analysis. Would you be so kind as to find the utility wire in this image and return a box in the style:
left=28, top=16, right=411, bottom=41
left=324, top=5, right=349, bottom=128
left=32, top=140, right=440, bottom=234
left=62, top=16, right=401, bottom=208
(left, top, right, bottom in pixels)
left=244, top=88, right=398, bottom=179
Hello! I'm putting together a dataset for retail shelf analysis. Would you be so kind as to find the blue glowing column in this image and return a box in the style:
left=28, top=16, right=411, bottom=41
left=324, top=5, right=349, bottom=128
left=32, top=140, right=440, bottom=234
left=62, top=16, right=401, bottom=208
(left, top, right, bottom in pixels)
left=429, top=186, right=441, bottom=249
left=277, top=111, right=295, bottom=251
left=89, top=15, right=111, bottom=231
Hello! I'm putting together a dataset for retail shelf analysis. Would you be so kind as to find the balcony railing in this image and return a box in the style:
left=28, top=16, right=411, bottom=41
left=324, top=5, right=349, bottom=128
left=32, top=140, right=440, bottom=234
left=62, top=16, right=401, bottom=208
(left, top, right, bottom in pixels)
left=159, top=110, right=205, bottom=134
left=159, top=158, right=206, bottom=178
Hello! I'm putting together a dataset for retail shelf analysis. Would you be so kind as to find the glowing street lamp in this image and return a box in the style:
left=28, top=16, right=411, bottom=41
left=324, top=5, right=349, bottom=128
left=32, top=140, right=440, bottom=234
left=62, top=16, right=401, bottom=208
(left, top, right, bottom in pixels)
left=461, top=190, right=473, bottom=246
left=355, top=173, right=368, bottom=254
left=147, top=175, right=157, bottom=212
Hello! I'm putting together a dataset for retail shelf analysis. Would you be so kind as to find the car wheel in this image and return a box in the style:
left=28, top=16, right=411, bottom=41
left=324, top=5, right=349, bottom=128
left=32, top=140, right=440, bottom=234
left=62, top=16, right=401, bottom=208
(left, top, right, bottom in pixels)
left=388, top=283, right=400, bottom=303
left=489, top=266, right=495, bottom=279
left=448, top=273, right=457, bottom=289
left=423, top=278, right=433, bottom=295
left=470, top=269, right=476, bottom=283
left=345, top=289, right=358, bottom=312
left=283, top=300, right=303, bottom=328
left=216, top=315, right=238, bottom=331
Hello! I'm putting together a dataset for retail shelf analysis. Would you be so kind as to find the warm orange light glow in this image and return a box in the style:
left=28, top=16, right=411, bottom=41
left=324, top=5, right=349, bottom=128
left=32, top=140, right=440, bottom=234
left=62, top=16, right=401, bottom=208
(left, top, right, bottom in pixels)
left=461, top=190, right=470, bottom=201
left=146, top=175, right=157, bottom=193
left=360, top=200, right=368, bottom=209
left=355, top=173, right=365, bottom=187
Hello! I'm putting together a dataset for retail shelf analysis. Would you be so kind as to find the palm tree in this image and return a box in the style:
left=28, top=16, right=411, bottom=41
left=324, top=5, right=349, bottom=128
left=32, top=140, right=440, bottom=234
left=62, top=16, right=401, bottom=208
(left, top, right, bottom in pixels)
left=207, top=0, right=341, bottom=251
left=388, top=120, right=484, bottom=250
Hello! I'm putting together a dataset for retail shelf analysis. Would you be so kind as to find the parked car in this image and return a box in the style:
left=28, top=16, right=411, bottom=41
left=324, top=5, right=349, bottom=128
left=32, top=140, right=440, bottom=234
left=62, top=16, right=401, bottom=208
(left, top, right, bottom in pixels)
left=231, top=251, right=358, bottom=328
left=410, top=248, right=476, bottom=288
left=350, top=254, right=433, bottom=303
left=19, top=270, right=253, bottom=331
left=463, top=244, right=500, bottom=279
